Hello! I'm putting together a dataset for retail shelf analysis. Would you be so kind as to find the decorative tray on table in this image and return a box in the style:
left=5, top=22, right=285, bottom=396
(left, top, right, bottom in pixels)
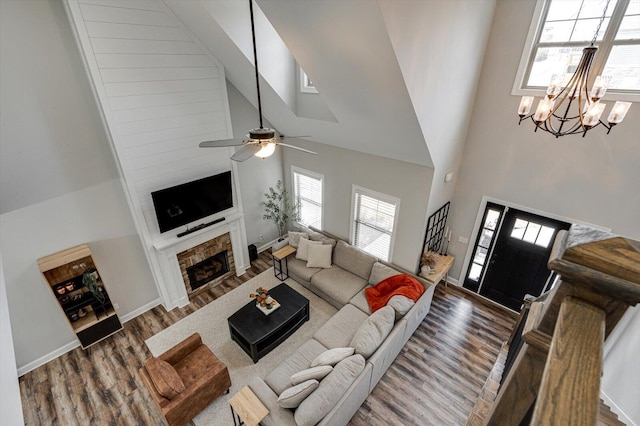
left=256, top=299, right=280, bottom=316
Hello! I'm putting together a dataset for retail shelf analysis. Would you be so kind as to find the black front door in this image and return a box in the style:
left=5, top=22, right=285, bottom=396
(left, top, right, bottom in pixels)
left=478, top=208, right=570, bottom=311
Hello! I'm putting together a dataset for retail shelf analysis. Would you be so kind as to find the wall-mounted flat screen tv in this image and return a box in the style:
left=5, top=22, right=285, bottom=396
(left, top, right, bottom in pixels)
left=151, top=171, right=233, bottom=233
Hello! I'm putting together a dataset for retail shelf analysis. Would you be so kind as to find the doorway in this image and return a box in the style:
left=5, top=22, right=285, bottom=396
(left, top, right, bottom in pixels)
left=463, top=203, right=571, bottom=311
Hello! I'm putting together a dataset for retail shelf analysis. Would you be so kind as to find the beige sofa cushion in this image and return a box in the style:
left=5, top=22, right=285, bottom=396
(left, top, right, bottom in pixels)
left=308, top=231, right=337, bottom=248
left=333, top=240, right=377, bottom=280
left=313, top=304, right=368, bottom=349
left=311, top=267, right=368, bottom=307
left=387, top=295, right=416, bottom=320
left=349, top=286, right=372, bottom=314
left=290, top=365, right=333, bottom=386
left=306, top=243, right=333, bottom=268
left=277, top=379, right=319, bottom=409
left=265, top=339, right=327, bottom=396
left=294, top=355, right=366, bottom=426
left=296, top=237, right=322, bottom=261
left=287, top=257, right=321, bottom=282
left=310, top=347, right=355, bottom=367
left=288, top=231, right=308, bottom=248
left=369, top=262, right=401, bottom=285
left=349, top=306, right=395, bottom=359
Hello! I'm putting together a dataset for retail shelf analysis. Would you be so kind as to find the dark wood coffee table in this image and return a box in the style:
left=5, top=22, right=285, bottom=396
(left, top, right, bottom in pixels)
left=228, top=283, right=309, bottom=363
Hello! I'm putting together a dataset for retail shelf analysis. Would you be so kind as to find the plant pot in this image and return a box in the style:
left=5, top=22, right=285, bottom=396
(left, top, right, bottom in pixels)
left=271, top=237, right=290, bottom=251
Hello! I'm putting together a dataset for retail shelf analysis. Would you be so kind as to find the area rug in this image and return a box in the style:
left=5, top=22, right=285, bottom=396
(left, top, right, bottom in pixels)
left=145, top=268, right=338, bottom=426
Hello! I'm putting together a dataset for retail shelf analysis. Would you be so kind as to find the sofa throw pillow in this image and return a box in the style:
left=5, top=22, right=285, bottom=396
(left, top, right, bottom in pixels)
left=308, top=231, right=338, bottom=248
left=277, top=379, right=319, bottom=409
left=295, top=355, right=365, bottom=426
left=387, top=295, right=416, bottom=320
left=310, top=347, right=355, bottom=367
left=145, top=357, right=185, bottom=400
left=349, top=306, right=395, bottom=358
left=288, top=231, right=309, bottom=248
left=296, top=237, right=322, bottom=262
left=306, top=243, right=332, bottom=268
left=333, top=240, right=377, bottom=280
left=369, top=262, right=401, bottom=285
left=290, top=365, right=333, bottom=386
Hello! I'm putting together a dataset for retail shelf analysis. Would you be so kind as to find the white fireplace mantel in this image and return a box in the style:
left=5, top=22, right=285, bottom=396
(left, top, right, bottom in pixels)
left=152, top=213, right=248, bottom=310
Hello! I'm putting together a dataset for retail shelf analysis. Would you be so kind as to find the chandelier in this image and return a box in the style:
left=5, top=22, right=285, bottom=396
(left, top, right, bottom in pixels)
left=517, top=1, right=632, bottom=138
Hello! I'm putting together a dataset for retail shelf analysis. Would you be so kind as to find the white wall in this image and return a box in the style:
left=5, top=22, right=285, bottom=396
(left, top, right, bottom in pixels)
left=0, top=254, right=25, bottom=425
left=602, top=305, right=640, bottom=425
left=0, top=0, right=159, bottom=372
left=1, top=180, right=159, bottom=371
left=282, top=141, right=433, bottom=272
left=378, top=0, right=497, bottom=215
left=448, top=0, right=640, bottom=281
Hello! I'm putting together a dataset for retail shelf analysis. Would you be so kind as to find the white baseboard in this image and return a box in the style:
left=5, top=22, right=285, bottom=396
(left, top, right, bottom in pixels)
left=446, top=276, right=460, bottom=286
left=18, top=340, right=79, bottom=377
left=120, top=298, right=161, bottom=323
left=601, top=390, right=635, bottom=426
left=258, top=236, right=281, bottom=253
left=18, top=298, right=162, bottom=377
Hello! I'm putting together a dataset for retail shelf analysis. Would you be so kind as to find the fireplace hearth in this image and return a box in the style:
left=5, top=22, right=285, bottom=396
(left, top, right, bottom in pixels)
left=186, top=250, right=229, bottom=291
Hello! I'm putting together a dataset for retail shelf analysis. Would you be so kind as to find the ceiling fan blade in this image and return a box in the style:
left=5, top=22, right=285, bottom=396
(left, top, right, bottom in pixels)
left=231, top=144, right=261, bottom=162
left=278, top=143, right=317, bottom=155
left=199, top=138, right=245, bottom=148
left=279, top=135, right=312, bottom=140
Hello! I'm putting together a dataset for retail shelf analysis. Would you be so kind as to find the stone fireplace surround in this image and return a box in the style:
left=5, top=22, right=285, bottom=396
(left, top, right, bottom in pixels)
left=177, top=233, right=234, bottom=294
left=152, top=213, right=248, bottom=309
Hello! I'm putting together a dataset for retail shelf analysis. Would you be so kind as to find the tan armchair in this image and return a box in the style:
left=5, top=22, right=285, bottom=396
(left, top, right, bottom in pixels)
left=139, top=333, right=231, bottom=426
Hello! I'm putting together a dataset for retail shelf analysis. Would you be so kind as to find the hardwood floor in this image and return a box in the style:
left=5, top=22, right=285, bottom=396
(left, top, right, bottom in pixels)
left=20, top=252, right=519, bottom=425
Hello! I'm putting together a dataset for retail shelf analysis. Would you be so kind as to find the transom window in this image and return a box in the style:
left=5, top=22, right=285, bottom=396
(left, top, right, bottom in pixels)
left=510, top=219, right=556, bottom=248
left=517, top=0, right=640, bottom=96
left=292, top=166, right=323, bottom=229
left=351, top=186, right=400, bottom=262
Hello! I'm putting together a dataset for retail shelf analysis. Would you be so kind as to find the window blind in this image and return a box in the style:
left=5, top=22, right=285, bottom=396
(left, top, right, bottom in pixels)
left=353, top=191, right=397, bottom=261
left=293, top=170, right=323, bottom=229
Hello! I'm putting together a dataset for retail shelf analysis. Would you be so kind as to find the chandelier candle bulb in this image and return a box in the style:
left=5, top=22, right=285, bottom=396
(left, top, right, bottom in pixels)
left=583, top=102, right=606, bottom=127
left=607, top=101, right=632, bottom=124
left=534, top=98, right=554, bottom=122
left=590, top=76, right=610, bottom=100
left=518, top=96, right=534, bottom=116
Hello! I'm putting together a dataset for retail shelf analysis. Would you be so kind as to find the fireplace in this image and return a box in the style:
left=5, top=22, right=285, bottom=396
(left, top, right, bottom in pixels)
left=186, top=251, right=229, bottom=291
left=176, top=232, right=235, bottom=295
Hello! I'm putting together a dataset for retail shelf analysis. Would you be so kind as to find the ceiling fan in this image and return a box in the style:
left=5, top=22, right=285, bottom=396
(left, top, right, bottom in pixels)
left=199, top=0, right=316, bottom=162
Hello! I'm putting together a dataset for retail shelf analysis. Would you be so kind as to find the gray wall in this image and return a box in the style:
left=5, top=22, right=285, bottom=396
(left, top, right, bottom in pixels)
left=282, top=140, right=433, bottom=272
left=448, top=0, right=640, bottom=281
left=446, top=1, right=640, bottom=423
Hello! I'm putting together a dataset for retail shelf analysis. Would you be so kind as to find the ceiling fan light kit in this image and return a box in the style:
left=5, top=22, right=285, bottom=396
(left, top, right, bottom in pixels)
left=198, top=0, right=316, bottom=161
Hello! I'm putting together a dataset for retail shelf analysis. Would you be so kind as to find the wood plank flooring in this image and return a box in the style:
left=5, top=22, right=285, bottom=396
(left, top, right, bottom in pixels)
left=28, top=251, right=622, bottom=425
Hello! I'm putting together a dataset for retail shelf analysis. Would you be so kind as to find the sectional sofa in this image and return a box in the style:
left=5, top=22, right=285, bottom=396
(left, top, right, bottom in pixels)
left=249, top=229, right=436, bottom=425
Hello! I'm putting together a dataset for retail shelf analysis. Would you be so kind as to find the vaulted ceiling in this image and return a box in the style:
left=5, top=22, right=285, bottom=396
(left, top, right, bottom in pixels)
left=164, top=0, right=496, bottom=170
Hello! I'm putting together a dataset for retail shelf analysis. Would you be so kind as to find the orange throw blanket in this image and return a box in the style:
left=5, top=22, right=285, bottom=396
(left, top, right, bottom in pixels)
left=365, top=274, right=425, bottom=313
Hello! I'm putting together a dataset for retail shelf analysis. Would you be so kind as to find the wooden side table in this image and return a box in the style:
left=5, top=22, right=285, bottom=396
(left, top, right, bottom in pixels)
left=229, top=385, right=269, bottom=426
left=272, top=245, right=296, bottom=280
left=421, top=254, right=454, bottom=289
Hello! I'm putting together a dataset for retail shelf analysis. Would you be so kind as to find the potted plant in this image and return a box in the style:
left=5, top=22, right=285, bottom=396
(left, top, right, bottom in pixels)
left=262, top=180, right=300, bottom=244
left=82, top=269, right=106, bottom=305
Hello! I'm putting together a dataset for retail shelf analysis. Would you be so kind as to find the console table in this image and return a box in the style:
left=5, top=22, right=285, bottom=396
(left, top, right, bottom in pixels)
left=421, top=254, right=454, bottom=289
left=272, top=245, right=296, bottom=280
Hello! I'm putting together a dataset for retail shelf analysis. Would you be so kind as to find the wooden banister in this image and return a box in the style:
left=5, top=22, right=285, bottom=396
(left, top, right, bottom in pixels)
left=531, top=297, right=605, bottom=425
left=481, top=225, right=640, bottom=426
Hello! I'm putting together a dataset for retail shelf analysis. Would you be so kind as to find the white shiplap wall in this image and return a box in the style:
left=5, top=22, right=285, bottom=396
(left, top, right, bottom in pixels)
left=64, top=0, right=247, bottom=309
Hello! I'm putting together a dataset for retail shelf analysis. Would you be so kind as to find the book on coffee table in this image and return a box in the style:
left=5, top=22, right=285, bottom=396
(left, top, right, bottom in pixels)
left=256, top=299, right=279, bottom=315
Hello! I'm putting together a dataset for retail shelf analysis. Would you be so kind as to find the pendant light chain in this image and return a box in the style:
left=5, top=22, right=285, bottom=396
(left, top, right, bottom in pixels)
left=591, top=0, right=611, bottom=46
